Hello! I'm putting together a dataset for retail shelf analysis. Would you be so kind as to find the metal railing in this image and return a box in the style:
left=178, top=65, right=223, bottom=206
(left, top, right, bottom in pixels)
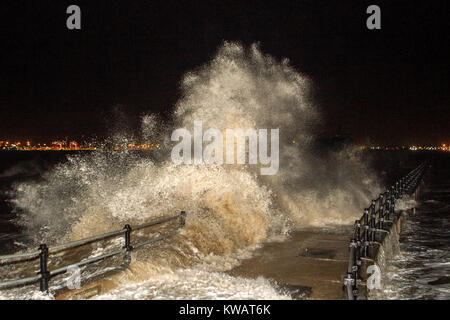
left=0, top=211, right=186, bottom=293
left=343, top=162, right=428, bottom=300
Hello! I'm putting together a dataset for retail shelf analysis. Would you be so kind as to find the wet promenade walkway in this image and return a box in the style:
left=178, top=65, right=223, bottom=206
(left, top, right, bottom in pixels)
left=228, top=228, right=351, bottom=299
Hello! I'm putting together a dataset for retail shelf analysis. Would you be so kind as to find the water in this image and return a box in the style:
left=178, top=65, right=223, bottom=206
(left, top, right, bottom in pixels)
left=1, top=151, right=445, bottom=300
left=381, top=155, right=450, bottom=300
left=0, top=42, right=446, bottom=300
left=0, top=151, right=80, bottom=254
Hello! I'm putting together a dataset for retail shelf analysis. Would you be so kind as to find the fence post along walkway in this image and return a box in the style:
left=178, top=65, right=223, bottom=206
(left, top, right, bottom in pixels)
left=342, top=162, right=428, bottom=299
left=0, top=211, right=187, bottom=293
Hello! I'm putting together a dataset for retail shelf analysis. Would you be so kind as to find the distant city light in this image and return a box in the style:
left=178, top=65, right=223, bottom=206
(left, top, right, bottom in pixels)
left=360, top=144, right=449, bottom=152
left=0, top=138, right=163, bottom=151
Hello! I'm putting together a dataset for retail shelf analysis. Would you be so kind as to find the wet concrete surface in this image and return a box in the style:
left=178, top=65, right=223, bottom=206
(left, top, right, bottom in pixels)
left=227, top=228, right=351, bottom=299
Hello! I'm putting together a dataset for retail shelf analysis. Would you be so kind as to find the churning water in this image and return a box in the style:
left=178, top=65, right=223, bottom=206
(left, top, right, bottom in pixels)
left=0, top=42, right=396, bottom=300
left=380, top=157, right=450, bottom=300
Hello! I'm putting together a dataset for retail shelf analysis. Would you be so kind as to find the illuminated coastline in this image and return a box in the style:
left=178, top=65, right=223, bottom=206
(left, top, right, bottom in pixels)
left=361, top=144, right=449, bottom=152
left=1, top=139, right=447, bottom=152
left=0, top=140, right=161, bottom=151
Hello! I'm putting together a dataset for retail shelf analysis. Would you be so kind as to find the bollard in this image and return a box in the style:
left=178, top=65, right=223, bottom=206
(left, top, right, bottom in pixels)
left=179, top=211, right=186, bottom=227
left=38, top=244, right=50, bottom=293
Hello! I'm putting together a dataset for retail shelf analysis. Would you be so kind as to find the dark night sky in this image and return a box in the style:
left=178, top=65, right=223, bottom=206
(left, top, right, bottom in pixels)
left=1, top=0, right=449, bottom=145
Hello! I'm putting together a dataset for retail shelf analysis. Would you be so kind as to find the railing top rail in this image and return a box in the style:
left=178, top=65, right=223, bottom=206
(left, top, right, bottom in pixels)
left=133, top=214, right=180, bottom=231
left=49, top=229, right=126, bottom=254
left=0, top=251, right=40, bottom=264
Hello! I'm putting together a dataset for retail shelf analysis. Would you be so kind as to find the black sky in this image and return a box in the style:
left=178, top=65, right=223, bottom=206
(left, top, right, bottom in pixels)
left=1, top=0, right=449, bottom=145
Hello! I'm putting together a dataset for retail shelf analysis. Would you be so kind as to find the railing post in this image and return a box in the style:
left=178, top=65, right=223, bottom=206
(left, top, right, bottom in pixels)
left=385, top=198, right=390, bottom=221
left=399, top=180, right=404, bottom=198
left=378, top=193, right=384, bottom=229
left=343, top=273, right=355, bottom=300
left=354, top=220, right=361, bottom=270
left=349, top=238, right=359, bottom=298
left=344, top=238, right=358, bottom=300
left=378, top=204, right=384, bottom=229
left=179, top=211, right=186, bottom=227
left=362, top=209, right=370, bottom=257
left=38, top=244, right=50, bottom=293
left=405, top=179, right=411, bottom=194
left=390, top=187, right=396, bottom=215
left=391, top=198, right=395, bottom=217
left=363, top=208, right=369, bottom=226
left=123, top=224, right=132, bottom=264
left=123, top=224, right=132, bottom=251
left=384, top=189, right=390, bottom=220
left=370, top=201, right=376, bottom=242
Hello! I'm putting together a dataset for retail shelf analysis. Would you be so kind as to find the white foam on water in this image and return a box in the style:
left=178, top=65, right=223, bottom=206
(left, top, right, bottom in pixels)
left=94, top=268, right=291, bottom=300
left=5, top=42, right=381, bottom=299
left=0, top=288, right=54, bottom=300
left=396, top=197, right=417, bottom=211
